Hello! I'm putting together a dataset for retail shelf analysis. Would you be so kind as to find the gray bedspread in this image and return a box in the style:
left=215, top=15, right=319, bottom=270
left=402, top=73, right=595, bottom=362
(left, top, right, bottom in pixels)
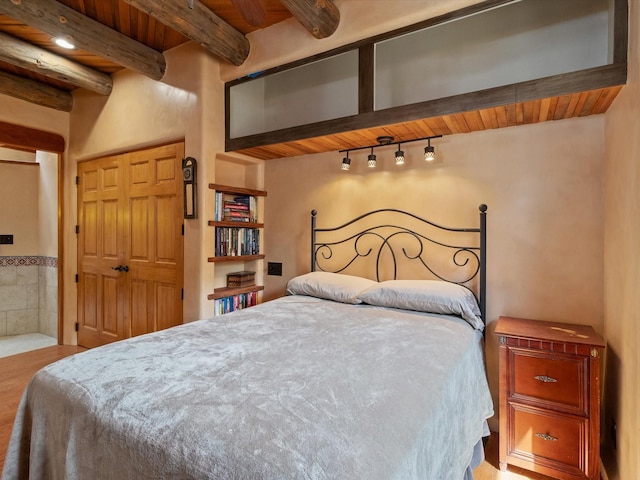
left=3, top=296, right=493, bottom=480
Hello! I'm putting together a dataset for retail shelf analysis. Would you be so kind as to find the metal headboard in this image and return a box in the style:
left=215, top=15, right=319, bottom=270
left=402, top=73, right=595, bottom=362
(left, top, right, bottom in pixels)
left=311, top=205, right=488, bottom=324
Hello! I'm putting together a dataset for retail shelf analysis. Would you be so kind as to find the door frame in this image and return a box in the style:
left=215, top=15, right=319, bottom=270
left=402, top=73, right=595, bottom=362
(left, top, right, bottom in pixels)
left=76, top=141, right=186, bottom=346
left=0, top=121, right=66, bottom=343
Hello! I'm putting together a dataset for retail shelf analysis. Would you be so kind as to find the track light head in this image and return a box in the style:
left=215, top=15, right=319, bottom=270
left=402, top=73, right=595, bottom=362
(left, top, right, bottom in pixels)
left=424, top=138, right=435, bottom=161
left=368, top=147, right=377, bottom=168
left=395, top=145, right=405, bottom=165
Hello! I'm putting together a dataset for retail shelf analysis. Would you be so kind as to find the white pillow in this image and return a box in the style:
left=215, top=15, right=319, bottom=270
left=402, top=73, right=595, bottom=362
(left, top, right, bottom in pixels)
left=286, top=271, right=377, bottom=304
left=356, top=280, right=483, bottom=330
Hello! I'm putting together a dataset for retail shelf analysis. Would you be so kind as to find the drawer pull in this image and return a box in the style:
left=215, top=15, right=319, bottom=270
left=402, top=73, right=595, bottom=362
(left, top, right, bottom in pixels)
left=535, top=433, right=558, bottom=442
left=534, top=375, right=558, bottom=383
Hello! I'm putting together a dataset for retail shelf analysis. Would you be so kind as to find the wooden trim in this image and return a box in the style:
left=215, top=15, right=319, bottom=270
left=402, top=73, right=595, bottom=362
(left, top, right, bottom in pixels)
left=0, top=159, right=39, bottom=166
left=0, top=121, right=65, bottom=154
left=57, top=153, right=64, bottom=345
left=613, top=0, right=629, bottom=65
left=358, top=44, right=374, bottom=114
left=226, top=64, right=627, bottom=153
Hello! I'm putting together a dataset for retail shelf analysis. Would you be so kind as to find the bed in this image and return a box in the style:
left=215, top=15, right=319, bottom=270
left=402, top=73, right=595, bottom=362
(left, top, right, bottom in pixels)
left=2, top=206, right=493, bottom=480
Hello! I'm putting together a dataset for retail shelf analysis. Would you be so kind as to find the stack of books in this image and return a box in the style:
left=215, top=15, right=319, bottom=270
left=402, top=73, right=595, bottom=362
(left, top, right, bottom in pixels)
left=214, top=193, right=257, bottom=223
left=226, top=271, right=256, bottom=288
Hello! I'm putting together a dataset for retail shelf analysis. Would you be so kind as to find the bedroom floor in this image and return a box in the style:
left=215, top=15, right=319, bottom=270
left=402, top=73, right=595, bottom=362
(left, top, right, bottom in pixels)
left=474, top=435, right=556, bottom=480
left=0, top=345, right=561, bottom=479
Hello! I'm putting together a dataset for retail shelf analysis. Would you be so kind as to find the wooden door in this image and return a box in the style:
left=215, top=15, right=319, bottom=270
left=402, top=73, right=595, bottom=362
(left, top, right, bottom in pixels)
left=127, top=143, right=184, bottom=336
left=77, top=154, right=127, bottom=347
left=77, top=143, right=184, bottom=348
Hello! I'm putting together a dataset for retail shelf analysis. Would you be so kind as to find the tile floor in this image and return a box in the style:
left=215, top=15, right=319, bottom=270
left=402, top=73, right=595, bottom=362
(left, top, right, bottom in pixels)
left=0, top=333, right=57, bottom=358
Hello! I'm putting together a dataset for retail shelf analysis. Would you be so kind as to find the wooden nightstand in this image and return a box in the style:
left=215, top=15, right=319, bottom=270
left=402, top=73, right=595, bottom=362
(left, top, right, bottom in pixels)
left=495, top=316, right=605, bottom=480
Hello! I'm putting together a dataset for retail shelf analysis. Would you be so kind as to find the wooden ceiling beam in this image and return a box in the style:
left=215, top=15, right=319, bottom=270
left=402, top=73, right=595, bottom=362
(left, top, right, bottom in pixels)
left=0, top=0, right=166, bottom=80
left=0, top=70, right=72, bottom=112
left=122, top=0, right=250, bottom=66
left=0, top=32, right=112, bottom=96
left=279, top=0, right=340, bottom=39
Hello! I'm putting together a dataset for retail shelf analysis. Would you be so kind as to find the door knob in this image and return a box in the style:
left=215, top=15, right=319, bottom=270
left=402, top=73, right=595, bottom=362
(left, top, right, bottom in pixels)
left=111, top=265, right=129, bottom=272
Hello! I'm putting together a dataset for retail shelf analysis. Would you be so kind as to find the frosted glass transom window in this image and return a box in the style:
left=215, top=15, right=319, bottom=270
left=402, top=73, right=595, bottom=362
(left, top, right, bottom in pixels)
left=375, top=0, right=611, bottom=110
left=229, top=50, right=358, bottom=139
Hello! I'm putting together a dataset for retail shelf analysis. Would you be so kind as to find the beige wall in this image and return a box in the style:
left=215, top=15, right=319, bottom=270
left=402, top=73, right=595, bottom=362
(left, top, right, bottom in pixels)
left=0, top=162, right=39, bottom=257
left=0, top=148, right=36, bottom=162
left=37, top=151, right=58, bottom=258
left=263, top=116, right=606, bottom=429
left=602, top=0, right=640, bottom=478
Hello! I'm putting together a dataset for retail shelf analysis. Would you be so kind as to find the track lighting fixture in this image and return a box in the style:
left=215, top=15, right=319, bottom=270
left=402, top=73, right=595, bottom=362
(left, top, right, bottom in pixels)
left=341, top=153, right=351, bottom=171
left=395, top=145, right=405, bottom=165
left=424, top=138, right=435, bottom=162
left=367, top=147, right=377, bottom=168
left=338, top=135, right=442, bottom=170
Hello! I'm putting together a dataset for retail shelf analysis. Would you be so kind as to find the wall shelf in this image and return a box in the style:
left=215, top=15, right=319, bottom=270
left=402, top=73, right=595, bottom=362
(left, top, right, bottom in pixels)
left=208, top=183, right=267, bottom=197
left=207, top=285, right=265, bottom=301
left=208, top=220, right=264, bottom=228
left=207, top=254, right=265, bottom=263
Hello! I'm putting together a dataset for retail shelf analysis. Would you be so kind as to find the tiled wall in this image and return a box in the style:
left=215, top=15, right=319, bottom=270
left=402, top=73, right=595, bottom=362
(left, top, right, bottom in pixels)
left=0, top=256, right=57, bottom=338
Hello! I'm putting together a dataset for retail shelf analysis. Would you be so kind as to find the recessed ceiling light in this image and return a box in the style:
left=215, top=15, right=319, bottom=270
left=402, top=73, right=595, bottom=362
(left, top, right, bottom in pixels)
left=53, top=36, right=75, bottom=49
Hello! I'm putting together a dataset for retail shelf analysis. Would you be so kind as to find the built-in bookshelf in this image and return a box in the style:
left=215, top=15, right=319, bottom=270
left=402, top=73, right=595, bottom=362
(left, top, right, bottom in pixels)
left=207, top=183, right=267, bottom=312
left=209, top=287, right=264, bottom=316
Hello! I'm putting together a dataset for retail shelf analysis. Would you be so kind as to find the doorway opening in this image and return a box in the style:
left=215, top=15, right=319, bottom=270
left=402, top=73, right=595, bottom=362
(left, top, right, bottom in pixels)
left=0, top=122, right=65, bottom=357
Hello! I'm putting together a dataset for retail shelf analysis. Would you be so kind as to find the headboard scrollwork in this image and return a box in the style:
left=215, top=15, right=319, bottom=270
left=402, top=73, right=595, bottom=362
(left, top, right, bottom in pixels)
left=311, top=205, right=487, bottom=323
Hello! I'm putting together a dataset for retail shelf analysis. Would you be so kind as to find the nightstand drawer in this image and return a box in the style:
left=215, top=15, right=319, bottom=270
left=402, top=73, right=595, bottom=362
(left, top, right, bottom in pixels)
left=509, top=404, right=588, bottom=477
left=510, top=348, right=587, bottom=414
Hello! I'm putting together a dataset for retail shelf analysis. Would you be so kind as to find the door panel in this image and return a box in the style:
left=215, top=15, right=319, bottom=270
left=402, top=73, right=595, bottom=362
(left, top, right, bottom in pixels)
left=82, top=273, right=98, bottom=329
left=102, top=276, right=119, bottom=335
left=102, top=199, right=120, bottom=257
left=78, top=155, right=126, bottom=348
left=130, top=197, right=149, bottom=260
left=157, top=284, right=177, bottom=331
left=78, top=142, right=184, bottom=348
left=157, top=195, right=178, bottom=262
left=127, top=143, right=184, bottom=335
